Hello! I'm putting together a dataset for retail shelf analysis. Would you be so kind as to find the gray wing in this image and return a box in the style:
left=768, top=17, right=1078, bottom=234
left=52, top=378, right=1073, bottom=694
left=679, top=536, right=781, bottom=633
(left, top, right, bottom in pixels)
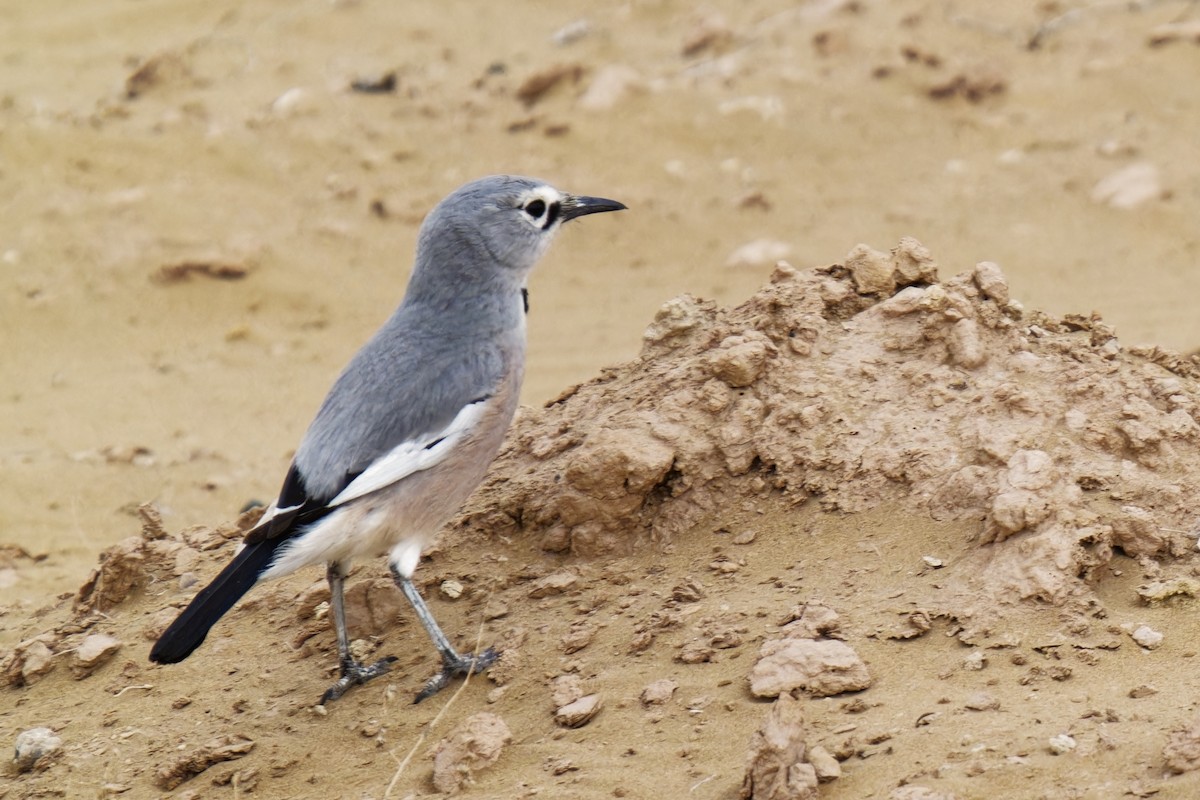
left=290, top=308, right=508, bottom=503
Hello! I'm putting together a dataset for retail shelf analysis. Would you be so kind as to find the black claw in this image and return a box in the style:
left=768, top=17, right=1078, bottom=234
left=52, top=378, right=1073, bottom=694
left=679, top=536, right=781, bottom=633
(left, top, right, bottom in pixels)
left=413, top=647, right=499, bottom=704
left=319, top=655, right=398, bottom=705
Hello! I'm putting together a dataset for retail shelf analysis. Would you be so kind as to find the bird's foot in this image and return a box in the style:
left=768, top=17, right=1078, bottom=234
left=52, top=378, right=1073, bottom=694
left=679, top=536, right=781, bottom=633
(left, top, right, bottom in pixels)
left=319, top=655, right=398, bottom=705
left=413, top=647, right=499, bottom=704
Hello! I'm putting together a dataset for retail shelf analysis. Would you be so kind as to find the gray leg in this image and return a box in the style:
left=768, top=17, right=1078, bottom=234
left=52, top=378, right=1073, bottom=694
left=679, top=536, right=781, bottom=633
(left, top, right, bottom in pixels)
left=389, top=564, right=497, bottom=703
left=319, top=561, right=397, bottom=704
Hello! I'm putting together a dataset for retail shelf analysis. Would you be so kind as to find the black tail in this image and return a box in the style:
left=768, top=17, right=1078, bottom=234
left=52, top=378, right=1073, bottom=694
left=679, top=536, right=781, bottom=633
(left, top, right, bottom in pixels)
left=149, top=538, right=284, bottom=664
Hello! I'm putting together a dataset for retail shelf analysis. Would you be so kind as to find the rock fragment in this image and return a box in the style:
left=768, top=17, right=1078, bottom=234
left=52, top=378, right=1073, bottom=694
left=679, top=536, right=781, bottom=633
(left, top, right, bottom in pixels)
left=551, top=18, right=592, bottom=46
left=1164, top=715, right=1200, bottom=774
left=555, top=694, right=603, bottom=728
left=891, top=236, right=939, bottom=284
left=431, top=713, right=512, bottom=793
left=528, top=570, right=579, bottom=599
left=1091, top=163, right=1162, bottom=209
left=1111, top=506, right=1167, bottom=558
left=565, top=429, right=675, bottom=500
left=740, top=693, right=819, bottom=800
left=1149, top=21, right=1200, bottom=46
left=125, top=51, right=190, bottom=99
left=682, top=13, right=733, bottom=57
left=964, top=691, right=1000, bottom=711
left=72, top=633, right=123, bottom=679
left=641, top=678, right=678, bottom=706
left=154, top=735, right=255, bottom=790
left=972, top=261, right=1010, bottom=305
left=707, top=332, right=775, bottom=388
left=672, top=577, right=705, bottom=603
left=1138, top=577, right=1200, bottom=604
left=516, top=63, right=583, bottom=106
left=5, top=639, right=57, bottom=687
left=75, top=536, right=146, bottom=612
left=807, top=745, right=841, bottom=782
left=642, top=294, right=714, bottom=350
left=947, top=318, right=985, bottom=368
left=779, top=603, right=841, bottom=639
left=749, top=639, right=872, bottom=698
left=1047, top=733, right=1077, bottom=755
left=551, top=674, right=585, bottom=708
left=727, top=239, right=791, bottom=268
left=560, top=623, right=596, bottom=654
left=14, top=727, right=63, bottom=773
left=846, top=243, right=894, bottom=295
left=1130, top=625, right=1163, bottom=650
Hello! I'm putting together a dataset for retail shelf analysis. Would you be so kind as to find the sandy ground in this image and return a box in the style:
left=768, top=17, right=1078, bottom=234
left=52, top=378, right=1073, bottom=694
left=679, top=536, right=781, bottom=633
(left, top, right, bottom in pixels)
left=5, top=0, right=1200, bottom=798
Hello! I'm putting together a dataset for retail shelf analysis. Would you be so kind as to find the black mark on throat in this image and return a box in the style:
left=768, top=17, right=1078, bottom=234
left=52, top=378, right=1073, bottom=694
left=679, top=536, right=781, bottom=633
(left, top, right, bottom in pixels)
left=521, top=287, right=529, bottom=314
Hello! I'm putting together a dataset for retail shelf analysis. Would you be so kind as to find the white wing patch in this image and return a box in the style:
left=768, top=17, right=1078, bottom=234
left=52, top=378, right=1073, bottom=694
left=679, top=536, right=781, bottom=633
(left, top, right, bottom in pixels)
left=245, top=500, right=298, bottom=535
left=326, top=398, right=490, bottom=509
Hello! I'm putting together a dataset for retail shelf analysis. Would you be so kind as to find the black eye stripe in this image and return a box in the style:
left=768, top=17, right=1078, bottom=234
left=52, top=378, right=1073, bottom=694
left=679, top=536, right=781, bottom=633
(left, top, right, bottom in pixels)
left=522, top=197, right=563, bottom=229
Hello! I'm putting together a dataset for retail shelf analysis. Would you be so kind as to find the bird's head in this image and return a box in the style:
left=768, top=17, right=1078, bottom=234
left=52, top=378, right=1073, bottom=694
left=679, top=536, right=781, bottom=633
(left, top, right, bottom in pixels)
left=416, top=175, right=626, bottom=279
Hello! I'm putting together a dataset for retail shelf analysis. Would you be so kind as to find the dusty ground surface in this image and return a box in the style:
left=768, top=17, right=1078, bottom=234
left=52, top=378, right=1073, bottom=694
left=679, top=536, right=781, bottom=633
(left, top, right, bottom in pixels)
left=5, top=1, right=1200, bottom=798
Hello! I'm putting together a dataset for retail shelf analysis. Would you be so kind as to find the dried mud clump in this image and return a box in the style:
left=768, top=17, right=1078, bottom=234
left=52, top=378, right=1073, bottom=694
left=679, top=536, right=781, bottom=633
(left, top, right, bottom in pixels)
left=154, top=734, right=255, bottom=790
left=431, top=712, right=513, bottom=794
left=462, top=239, right=1200, bottom=620
left=74, top=503, right=252, bottom=614
left=1163, top=714, right=1200, bottom=775
left=750, top=605, right=871, bottom=698
left=2, top=504, right=257, bottom=689
left=13, top=727, right=63, bottom=773
left=741, top=693, right=823, bottom=800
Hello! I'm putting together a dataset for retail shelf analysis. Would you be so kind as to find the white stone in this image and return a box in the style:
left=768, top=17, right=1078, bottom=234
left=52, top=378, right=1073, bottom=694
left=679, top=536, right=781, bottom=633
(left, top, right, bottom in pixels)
left=1091, top=163, right=1162, bottom=209
left=1048, top=733, right=1077, bottom=755
left=1131, top=624, right=1164, bottom=650
left=726, top=239, right=791, bottom=268
left=14, top=727, right=62, bottom=772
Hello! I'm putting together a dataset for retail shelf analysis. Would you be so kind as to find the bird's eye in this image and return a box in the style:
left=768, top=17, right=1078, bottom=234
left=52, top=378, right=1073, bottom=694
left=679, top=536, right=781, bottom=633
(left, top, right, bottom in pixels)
left=524, top=199, right=547, bottom=218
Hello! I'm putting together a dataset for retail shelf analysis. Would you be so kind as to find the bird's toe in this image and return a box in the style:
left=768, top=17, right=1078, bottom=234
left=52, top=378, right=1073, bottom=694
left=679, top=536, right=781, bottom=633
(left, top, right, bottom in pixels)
left=412, top=647, right=499, bottom=703
left=319, top=655, right=398, bottom=704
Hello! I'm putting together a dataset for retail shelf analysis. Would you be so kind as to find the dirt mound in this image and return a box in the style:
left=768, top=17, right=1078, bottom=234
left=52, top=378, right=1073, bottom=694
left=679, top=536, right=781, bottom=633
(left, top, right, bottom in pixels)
left=464, top=240, right=1200, bottom=628
left=7, top=243, right=1200, bottom=798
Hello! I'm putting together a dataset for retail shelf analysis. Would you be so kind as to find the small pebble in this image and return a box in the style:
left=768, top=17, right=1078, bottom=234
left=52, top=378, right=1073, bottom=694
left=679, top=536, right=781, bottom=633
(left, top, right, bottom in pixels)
left=555, top=694, right=603, bottom=728
left=1131, top=625, right=1164, bottom=650
left=14, top=727, right=62, bottom=772
left=732, top=530, right=757, bottom=545
left=1048, top=733, right=1077, bottom=755
left=551, top=18, right=592, bottom=46
left=1091, top=162, right=1162, bottom=210
left=726, top=239, right=792, bottom=268
left=640, top=679, right=678, bottom=706
left=964, top=691, right=1000, bottom=711
left=808, top=745, right=841, bottom=782
left=72, top=633, right=123, bottom=678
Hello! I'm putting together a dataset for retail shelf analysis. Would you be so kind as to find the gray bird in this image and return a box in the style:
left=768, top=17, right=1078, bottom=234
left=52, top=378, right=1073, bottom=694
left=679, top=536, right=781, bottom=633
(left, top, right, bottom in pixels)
left=150, top=175, right=625, bottom=703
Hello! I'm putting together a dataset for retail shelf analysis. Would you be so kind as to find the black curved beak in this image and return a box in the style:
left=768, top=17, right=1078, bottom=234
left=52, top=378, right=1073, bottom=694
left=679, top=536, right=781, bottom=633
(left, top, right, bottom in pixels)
left=562, top=194, right=627, bottom=222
